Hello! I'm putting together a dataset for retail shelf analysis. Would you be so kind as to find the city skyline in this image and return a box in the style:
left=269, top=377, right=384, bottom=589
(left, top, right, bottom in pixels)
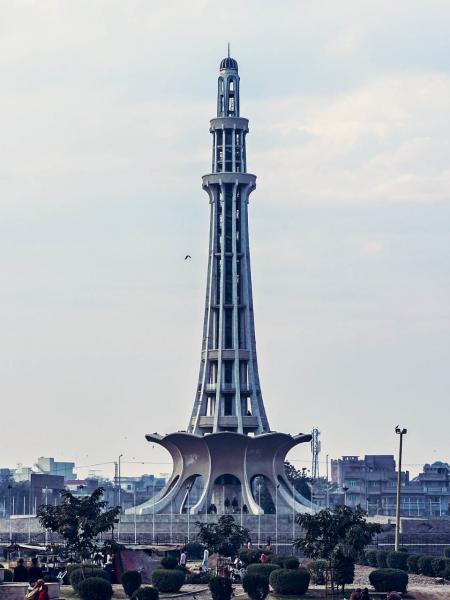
left=1, top=2, right=449, bottom=478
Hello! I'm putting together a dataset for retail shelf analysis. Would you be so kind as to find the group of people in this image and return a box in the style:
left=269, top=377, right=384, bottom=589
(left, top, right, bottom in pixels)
left=11, top=557, right=49, bottom=600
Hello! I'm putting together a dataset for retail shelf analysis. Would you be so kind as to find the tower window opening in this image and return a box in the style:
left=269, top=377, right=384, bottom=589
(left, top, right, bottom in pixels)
left=207, top=397, right=215, bottom=416
left=220, top=96, right=224, bottom=113
left=224, top=396, right=233, bottom=416
left=228, top=97, right=235, bottom=114
left=224, top=360, right=233, bottom=384
left=224, top=308, right=233, bottom=348
left=229, top=79, right=234, bottom=92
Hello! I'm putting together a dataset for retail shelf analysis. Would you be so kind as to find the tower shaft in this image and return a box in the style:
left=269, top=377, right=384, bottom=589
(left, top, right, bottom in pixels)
left=189, top=57, right=269, bottom=435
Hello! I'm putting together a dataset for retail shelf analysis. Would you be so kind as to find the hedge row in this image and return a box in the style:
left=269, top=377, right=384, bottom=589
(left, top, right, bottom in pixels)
left=363, top=550, right=450, bottom=579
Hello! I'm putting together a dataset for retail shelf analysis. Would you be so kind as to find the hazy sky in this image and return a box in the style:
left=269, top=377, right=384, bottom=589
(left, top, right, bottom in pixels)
left=1, top=1, right=449, bottom=481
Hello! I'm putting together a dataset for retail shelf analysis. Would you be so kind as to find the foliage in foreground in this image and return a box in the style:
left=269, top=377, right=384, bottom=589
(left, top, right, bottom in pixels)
left=242, top=573, right=269, bottom=600
left=122, top=570, right=142, bottom=597
left=78, top=577, right=113, bottom=600
left=151, top=568, right=185, bottom=593
left=209, top=575, right=233, bottom=600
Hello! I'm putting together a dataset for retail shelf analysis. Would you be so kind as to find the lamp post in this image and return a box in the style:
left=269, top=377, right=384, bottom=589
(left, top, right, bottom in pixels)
left=292, top=481, right=295, bottom=543
left=133, top=486, right=137, bottom=545
left=152, top=478, right=156, bottom=544
left=275, top=484, right=280, bottom=553
left=395, top=426, right=407, bottom=551
left=118, top=454, right=123, bottom=542
left=342, top=485, right=349, bottom=507
left=186, top=484, right=191, bottom=543
left=8, top=484, right=12, bottom=542
left=257, top=481, right=261, bottom=547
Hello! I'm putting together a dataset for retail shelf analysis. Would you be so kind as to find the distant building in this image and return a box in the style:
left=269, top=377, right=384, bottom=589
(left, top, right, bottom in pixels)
left=326, top=455, right=449, bottom=517
left=13, top=464, right=33, bottom=482
left=30, top=473, right=64, bottom=511
left=35, top=457, right=76, bottom=481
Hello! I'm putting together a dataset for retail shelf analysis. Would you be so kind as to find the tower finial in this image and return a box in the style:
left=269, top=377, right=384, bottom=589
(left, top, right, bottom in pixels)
left=227, top=42, right=230, bottom=58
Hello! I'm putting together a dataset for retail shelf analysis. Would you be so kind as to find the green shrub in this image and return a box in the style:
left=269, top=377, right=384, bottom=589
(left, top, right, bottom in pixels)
left=406, top=554, right=420, bottom=574
left=186, top=571, right=212, bottom=584
left=333, top=553, right=354, bottom=589
left=431, top=557, right=447, bottom=577
left=151, top=569, right=185, bottom=593
left=376, top=550, right=388, bottom=568
left=269, top=568, right=310, bottom=596
left=239, top=549, right=261, bottom=566
left=387, top=551, right=408, bottom=571
left=357, top=551, right=368, bottom=566
left=369, top=569, right=408, bottom=593
left=246, top=563, right=280, bottom=578
left=185, top=542, right=205, bottom=560
left=70, top=567, right=111, bottom=594
left=271, top=554, right=291, bottom=567
left=122, top=570, right=143, bottom=597
left=418, top=555, right=435, bottom=577
left=307, top=559, right=328, bottom=584
left=44, top=575, right=60, bottom=582
left=442, top=567, right=450, bottom=581
left=3, top=569, right=13, bottom=582
left=283, top=557, right=299, bottom=570
left=0, top=564, right=4, bottom=568
left=444, top=548, right=450, bottom=559
left=64, top=563, right=82, bottom=584
left=160, top=556, right=178, bottom=569
left=131, top=587, right=159, bottom=600
left=209, top=576, right=233, bottom=600
left=366, top=550, right=378, bottom=568
left=242, top=573, right=269, bottom=600
left=78, top=577, right=113, bottom=600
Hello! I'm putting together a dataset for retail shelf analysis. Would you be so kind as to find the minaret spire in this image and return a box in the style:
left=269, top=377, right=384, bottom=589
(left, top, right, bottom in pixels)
left=189, top=55, right=269, bottom=435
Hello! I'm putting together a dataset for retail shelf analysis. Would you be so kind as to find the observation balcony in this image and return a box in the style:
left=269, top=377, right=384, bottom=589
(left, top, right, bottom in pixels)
left=205, top=383, right=252, bottom=394
left=197, top=416, right=259, bottom=429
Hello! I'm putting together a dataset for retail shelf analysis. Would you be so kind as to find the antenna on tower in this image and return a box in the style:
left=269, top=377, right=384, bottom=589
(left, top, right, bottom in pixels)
left=227, top=42, right=230, bottom=58
left=311, top=427, right=321, bottom=480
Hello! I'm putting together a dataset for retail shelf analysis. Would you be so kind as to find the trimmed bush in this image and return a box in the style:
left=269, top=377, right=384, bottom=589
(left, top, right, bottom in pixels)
left=209, top=576, right=233, bottom=600
left=333, top=554, right=354, bottom=589
left=366, top=550, right=378, bottom=568
left=186, top=571, right=212, bottom=584
left=308, top=559, right=328, bottom=585
left=78, top=577, right=113, bottom=600
left=243, top=573, right=269, bottom=600
left=185, top=542, right=205, bottom=560
left=151, top=569, right=185, bottom=593
left=418, top=555, right=435, bottom=577
left=239, top=549, right=261, bottom=566
left=431, top=557, right=447, bottom=577
left=407, top=554, right=420, bottom=574
left=246, top=563, right=280, bottom=578
left=387, top=551, right=408, bottom=571
left=283, top=557, right=300, bottom=570
left=70, top=567, right=111, bottom=593
left=160, top=556, right=178, bottom=569
left=269, top=568, right=310, bottom=596
left=271, top=554, right=291, bottom=567
left=442, top=567, right=450, bottom=581
left=444, top=548, right=450, bottom=559
left=369, top=569, right=408, bottom=593
left=376, top=550, right=388, bottom=568
left=131, top=587, right=159, bottom=600
left=3, top=569, right=13, bottom=582
left=122, top=570, right=142, bottom=597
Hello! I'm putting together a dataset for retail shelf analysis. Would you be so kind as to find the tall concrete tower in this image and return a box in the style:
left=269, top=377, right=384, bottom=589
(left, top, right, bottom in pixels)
left=189, top=54, right=269, bottom=436
left=134, top=55, right=313, bottom=517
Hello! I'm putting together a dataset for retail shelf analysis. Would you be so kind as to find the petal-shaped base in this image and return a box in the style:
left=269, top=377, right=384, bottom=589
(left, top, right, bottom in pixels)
left=128, top=431, right=315, bottom=516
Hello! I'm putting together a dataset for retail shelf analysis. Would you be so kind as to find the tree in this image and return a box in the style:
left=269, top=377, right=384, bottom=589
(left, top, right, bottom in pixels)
left=37, top=487, right=120, bottom=568
left=294, top=506, right=381, bottom=592
left=284, top=461, right=311, bottom=501
left=196, top=515, right=250, bottom=556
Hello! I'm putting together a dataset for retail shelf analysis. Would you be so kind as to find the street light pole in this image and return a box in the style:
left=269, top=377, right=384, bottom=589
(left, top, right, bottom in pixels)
left=152, top=478, right=156, bottom=544
left=343, top=486, right=349, bottom=507
left=257, top=482, right=261, bottom=547
left=134, top=486, right=137, bottom=545
left=275, top=484, right=280, bottom=553
left=395, top=426, right=407, bottom=551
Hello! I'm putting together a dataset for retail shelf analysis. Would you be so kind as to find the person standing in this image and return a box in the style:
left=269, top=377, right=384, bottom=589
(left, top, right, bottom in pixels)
left=14, top=558, right=28, bottom=582
left=179, top=549, right=187, bottom=567
left=27, top=557, right=43, bottom=584
left=201, top=548, right=209, bottom=571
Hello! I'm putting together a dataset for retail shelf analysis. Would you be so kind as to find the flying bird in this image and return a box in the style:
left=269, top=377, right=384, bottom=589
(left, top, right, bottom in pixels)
left=185, top=255, right=192, bottom=260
